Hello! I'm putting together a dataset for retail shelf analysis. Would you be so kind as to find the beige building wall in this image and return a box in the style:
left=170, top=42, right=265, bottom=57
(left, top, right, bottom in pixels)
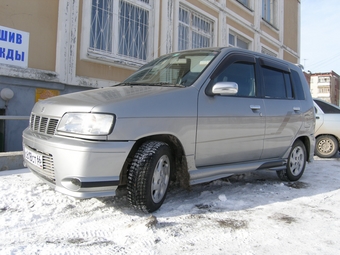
left=0, top=0, right=58, bottom=71
left=227, top=0, right=254, bottom=24
left=283, top=0, right=299, bottom=54
left=0, top=0, right=301, bottom=87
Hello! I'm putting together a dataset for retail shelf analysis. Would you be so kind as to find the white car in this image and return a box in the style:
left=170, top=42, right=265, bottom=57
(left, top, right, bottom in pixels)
left=314, top=98, right=340, bottom=158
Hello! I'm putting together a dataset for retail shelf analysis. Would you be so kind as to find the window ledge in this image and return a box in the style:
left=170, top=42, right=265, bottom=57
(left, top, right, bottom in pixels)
left=262, top=18, right=279, bottom=31
left=86, top=50, right=144, bottom=70
left=236, top=1, right=254, bottom=12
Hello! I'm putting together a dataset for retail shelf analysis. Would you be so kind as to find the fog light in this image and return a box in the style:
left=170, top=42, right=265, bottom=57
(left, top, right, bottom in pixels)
left=71, top=178, right=81, bottom=188
left=61, top=178, right=82, bottom=191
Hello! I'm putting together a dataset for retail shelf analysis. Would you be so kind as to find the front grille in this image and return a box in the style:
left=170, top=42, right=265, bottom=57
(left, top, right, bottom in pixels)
left=28, top=148, right=56, bottom=184
left=30, top=114, right=59, bottom=135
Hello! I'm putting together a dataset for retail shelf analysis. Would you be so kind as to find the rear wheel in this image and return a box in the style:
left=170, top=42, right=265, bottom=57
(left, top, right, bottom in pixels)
left=277, top=140, right=306, bottom=182
left=127, top=141, right=172, bottom=213
left=315, top=135, right=338, bottom=158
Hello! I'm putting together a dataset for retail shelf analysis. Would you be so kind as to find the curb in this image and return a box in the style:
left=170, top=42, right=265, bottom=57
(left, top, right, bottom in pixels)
left=0, top=151, right=24, bottom=171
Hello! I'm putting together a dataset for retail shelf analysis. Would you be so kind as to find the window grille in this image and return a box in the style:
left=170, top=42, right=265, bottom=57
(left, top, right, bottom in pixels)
left=261, top=47, right=277, bottom=57
left=90, top=0, right=151, bottom=64
left=178, top=6, right=213, bottom=51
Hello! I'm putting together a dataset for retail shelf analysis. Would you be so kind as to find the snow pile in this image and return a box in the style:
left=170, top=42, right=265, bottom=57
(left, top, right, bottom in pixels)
left=1, top=157, right=340, bottom=254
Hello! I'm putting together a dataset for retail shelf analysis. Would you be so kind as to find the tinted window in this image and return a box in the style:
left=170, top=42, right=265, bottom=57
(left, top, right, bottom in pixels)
left=284, top=73, right=293, bottom=99
left=314, top=100, right=340, bottom=114
left=291, top=70, right=305, bottom=100
left=212, top=62, right=256, bottom=97
left=262, top=67, right=288, bottom=99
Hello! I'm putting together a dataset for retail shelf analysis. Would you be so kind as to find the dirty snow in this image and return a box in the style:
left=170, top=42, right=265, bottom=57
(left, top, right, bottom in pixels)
left=1, top=156, right=340, bottom=254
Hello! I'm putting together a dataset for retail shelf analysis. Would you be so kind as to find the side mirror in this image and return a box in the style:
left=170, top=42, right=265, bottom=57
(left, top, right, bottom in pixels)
left=211, top=82, right=238, bottom=96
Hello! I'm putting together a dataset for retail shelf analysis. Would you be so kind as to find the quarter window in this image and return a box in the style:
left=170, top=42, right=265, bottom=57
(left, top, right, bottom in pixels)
left=291, top=70, right=305, bottom=100
left=90, top=0, right=152, bottom=64
left=178, top=6, right=214, bottom=51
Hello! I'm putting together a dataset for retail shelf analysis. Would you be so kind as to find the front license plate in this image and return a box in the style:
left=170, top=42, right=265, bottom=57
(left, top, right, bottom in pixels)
left=24, top=147, right=43, bottom=169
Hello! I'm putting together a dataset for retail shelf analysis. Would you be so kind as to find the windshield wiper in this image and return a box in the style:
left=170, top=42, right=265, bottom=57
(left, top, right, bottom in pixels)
left=114, top=82, right=185, bottom=88
left=148, top=82, right=185, bottom=87
left=115, top=82, right=148, bottom=86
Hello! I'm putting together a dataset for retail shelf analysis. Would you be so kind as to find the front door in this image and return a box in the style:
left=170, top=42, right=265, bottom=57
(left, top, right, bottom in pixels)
left=195, top=54, right=265, bottom=167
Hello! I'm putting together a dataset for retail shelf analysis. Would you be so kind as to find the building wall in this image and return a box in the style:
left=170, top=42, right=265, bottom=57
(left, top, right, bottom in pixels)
left=0, top=0, right=58, bottom=71
left=309, top=72, right=340, bottom=106
left=283, top=0, right=299, bottom=54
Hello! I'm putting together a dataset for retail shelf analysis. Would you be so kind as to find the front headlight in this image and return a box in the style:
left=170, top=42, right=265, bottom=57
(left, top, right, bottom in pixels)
left=57, top=113, right=114, bottom=135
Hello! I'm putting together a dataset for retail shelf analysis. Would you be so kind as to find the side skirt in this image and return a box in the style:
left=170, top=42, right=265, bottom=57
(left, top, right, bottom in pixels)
left=189, top=159, right=286, bottom=185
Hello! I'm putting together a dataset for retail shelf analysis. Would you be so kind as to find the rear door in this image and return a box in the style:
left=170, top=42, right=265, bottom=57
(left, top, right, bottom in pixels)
left=195, top=53, right=265, bottom=167
left=259, top=58, right=303, bottom=159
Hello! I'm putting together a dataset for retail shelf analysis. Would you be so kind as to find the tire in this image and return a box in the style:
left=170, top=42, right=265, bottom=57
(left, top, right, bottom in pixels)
left=277, top=140, right=306, bottom=182
left=127, top=141, right=172, bottom=213
left=315, top=135, right=339, bottom=158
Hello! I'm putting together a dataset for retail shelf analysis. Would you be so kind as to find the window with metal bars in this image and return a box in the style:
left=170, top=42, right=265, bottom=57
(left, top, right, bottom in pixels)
left=90, top=0, right=152, bottom=64
left=178, top=5, right=214, bottom=51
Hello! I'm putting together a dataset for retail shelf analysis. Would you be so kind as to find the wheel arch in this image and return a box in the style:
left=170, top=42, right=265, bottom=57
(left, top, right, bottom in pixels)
left=119, top=134, right=190, bottom=189
left=296, top=135, right=313, bottom=162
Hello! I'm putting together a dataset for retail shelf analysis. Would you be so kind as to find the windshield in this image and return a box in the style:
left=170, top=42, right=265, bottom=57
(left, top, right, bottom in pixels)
left=122, top=50, right=220, bottom=87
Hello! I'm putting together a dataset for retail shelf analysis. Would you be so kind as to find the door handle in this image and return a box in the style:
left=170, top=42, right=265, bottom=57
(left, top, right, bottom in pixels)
left=250, top=105, right=261, bottom=110
left=316, top=116, right=320, bottom=119
left=293, top=107, right=300, bottom=112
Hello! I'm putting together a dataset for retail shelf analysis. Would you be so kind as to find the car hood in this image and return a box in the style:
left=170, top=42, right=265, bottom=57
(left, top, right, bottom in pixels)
left=31, top=85, right=196, bottom=118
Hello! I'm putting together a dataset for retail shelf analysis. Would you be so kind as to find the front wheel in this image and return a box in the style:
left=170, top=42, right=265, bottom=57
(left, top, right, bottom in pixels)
left=127, top=141, right=172, bottom=213
left=315, top=135, right=339, bottom=158
left=277, top=140, right=306, bottom=182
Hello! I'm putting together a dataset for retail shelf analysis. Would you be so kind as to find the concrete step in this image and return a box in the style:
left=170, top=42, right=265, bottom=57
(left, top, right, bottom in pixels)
left=0, top=151, right=24, bottom=171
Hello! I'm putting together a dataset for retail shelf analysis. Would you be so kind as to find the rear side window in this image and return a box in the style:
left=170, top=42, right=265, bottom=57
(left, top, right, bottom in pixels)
left=262, top=67, right=292, bottom=99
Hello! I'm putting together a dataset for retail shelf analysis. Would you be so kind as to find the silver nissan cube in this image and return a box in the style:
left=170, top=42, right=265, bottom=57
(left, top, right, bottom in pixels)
left=23, top=47, right=315, bottom=212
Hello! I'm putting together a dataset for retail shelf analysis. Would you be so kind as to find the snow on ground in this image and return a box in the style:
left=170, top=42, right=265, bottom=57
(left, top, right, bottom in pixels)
left=1, top=156, right=340, bottom=255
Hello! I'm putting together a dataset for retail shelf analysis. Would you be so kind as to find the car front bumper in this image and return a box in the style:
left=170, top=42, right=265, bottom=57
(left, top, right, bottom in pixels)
left=22, top=128, right=134, bottom=198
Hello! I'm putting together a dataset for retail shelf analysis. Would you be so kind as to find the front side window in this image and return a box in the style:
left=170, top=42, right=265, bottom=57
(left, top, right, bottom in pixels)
left=212, top=62, right=256, bottom=97
left=178, top=6, right=214, bottom=51
left=90, top=0, right=152, bottom=64
left=262, top=0, right=277, bottom=26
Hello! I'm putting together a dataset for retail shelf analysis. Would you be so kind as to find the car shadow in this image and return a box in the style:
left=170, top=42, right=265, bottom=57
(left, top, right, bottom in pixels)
left=99, top=156, right=340, bottom=217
